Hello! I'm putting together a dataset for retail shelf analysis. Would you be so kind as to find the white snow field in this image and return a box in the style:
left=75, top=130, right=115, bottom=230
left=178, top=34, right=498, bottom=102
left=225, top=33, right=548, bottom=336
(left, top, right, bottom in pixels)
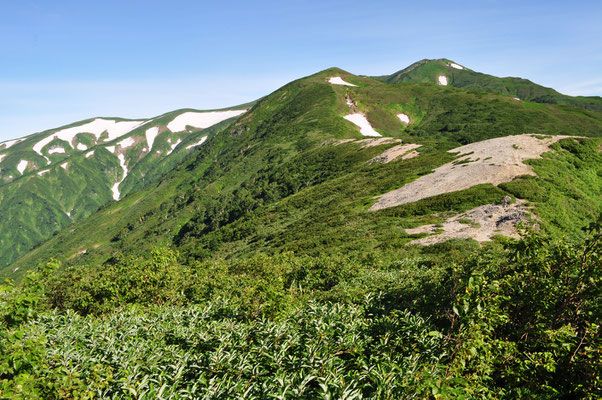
left=438, top=75, right=448, bottom=85
left=111, top=154, right=128, bottom=201
left=118, top=137, right=136, bottom=149
left=185, top=136, right=208, bottom=150
left=449, top=63, right=464, bottom=70
left=397, top=113, right=410, bottom=125
left=145, top=127, right=160, bottom=150
left=0, top=139, right=21, bottom=150
left=76, top=143, right=88, bottom=151
left=167, top=110, right=247, bottom=133
left=60, top=162, right=68, bottom=170
left=105, top=146, right=116, bottom=153
left=371, top=134, right=574, bottom=210
left=48, top=147, right=66, bottom=154
left=166, top=138, right=182, bottom=156
left=32, top=119, right=145, bottom=157
left=37, top=169, right=50, bottom=176
left=328, top=77, right=357, bottom=87
left=17, top=160, right=28, bottom=174
left=85, top=151, right=94, bottom=158
left=0, top=154, right=5, bottom=163
left=343, top=114, right=381, bottom=137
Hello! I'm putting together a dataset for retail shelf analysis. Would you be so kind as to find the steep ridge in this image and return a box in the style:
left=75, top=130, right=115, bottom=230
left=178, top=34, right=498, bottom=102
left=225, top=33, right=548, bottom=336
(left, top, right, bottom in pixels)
left=374, top=58, right=602, bottom=113
left=6, top=66, right=602, bottom=280
left=0, top=106, right=249, bottom=270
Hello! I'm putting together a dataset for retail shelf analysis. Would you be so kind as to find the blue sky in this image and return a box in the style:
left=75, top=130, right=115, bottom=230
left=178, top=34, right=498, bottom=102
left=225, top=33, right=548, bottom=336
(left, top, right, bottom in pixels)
left=1, top=0, right=601, bottom=141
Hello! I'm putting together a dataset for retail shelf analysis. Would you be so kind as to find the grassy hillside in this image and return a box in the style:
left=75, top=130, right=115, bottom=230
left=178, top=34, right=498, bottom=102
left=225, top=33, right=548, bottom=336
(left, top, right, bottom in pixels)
left=1, top=64, right=601, bottom=398
left=375, top=58, right=602, bottom=113
left=0, top=108, right=247, bottom=270
left=7, top=67, right=602, bottom=280
left=1, top=212, right=599, bottom=398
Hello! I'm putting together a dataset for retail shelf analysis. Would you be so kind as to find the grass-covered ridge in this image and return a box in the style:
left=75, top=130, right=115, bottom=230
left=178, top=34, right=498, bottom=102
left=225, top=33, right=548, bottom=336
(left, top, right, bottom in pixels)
left=0, top=107, right=247, bottom=271
left=6, top=66, right=602, bottom=279
left=375, top=58, right=602, bottom=113
left=1, top=62, right=601, bottom=398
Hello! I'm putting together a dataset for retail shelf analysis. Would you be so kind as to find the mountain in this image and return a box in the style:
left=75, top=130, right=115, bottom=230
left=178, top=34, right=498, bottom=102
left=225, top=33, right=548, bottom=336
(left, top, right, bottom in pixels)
left=1, top=61, right=601, bottom=398
left=5, top=66, right=601, bottom=279
left=374, top=58, right=602, bottom=113
left=0, top=106, right=249, bottom=270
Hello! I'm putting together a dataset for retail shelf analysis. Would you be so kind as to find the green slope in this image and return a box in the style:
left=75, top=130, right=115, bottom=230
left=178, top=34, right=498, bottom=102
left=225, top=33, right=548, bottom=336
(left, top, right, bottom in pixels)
left=374, top=58, right=602, bottom=113
left=7, top=67, right=602, bottom=280
left=0, top=107, right=249, bottom=270
left=1, top=63, right=601, bottom=398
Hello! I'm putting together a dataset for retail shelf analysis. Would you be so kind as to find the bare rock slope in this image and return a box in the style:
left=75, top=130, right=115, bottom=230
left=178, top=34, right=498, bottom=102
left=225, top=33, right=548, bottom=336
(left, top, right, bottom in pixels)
left=371, top=134, right=574, bottom=210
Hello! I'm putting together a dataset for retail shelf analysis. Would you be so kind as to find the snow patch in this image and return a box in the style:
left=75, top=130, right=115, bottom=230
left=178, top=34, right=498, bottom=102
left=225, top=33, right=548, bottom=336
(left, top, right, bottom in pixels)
left=167, top=110, right=247, bottom=133
left=437, top=75, right=448, bottom=85
left=343, top=114, right=381, bottom=137
left=145, top=127, right=159, bottom=150
left=106, top=146, right=116, bottom=153
left=118, top=137, right=136, bottom=149
left=76, top=143, right=88, bottom=151
left=111, top=154, right=128, bottom=201
left=85, top=151, right=94, bottom=158
left=185, top=136, right=208, bottom=149
left=32, top=118, right=144, bottom=156
left=61, top=162, right=68, bottom=170
left=513, top=97, right=520, bottom=101
left=48, top=147, right=66, bottom=154
left=166, top=138, right=182, bottom=156
left=449, top=63, right=464, bottom=70
left=397, top=113, right=410, bottom=125
left=328, top=76, right=357, bottom=87
left=17, top=160, right=28, bottom=174
left=1, top=139, right=21, bottom=150
left=37, top=169, right=50, bottom=176
left=0, top=154, right=5, bottom=163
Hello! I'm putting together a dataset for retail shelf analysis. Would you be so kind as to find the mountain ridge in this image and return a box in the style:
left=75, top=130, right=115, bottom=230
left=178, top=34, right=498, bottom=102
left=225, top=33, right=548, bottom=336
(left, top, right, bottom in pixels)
left=373, top=58, right=602, bottom=113
left=1, top=60, right=600, bottom=397
left=4, top=62, right=601, bottom=279
left=0, top=105, right=251, bottom=270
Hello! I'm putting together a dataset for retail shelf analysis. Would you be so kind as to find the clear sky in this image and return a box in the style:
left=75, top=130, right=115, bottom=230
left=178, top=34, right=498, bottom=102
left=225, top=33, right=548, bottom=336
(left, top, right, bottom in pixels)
left=1, top=0, right=601, bottom=141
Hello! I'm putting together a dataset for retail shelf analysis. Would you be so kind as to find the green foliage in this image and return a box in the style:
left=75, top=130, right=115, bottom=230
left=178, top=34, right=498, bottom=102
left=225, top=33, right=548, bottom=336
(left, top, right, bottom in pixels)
left=2, top=60, right=602, bottom=399
left=1, top=223, right=601, bottom=397
left=8, top=67, right=602, bottom=280
left=439, top=220, right=601, bottom=397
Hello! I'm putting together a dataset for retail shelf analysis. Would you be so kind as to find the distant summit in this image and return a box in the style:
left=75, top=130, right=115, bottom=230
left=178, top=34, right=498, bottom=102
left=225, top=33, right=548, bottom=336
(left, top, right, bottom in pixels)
left=374, top=58, right=602, bottom=112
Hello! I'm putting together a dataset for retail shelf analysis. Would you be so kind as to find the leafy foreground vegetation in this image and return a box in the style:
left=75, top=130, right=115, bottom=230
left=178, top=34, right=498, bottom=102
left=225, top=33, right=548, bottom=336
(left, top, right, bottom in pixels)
left=1, top=220, right=600, bottom=398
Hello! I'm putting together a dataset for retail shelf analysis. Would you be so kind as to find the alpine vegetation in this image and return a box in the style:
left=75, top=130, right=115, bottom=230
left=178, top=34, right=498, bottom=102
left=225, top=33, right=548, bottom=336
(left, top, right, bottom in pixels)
left=1, top=59, right=600, bottom=399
